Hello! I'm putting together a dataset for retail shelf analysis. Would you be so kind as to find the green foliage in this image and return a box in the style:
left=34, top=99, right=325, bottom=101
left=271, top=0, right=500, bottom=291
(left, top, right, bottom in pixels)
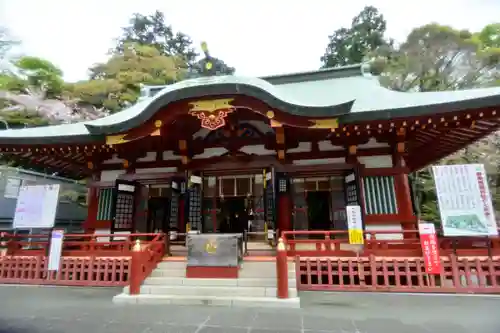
left=14, top=56, right=65, bottom=97
left=321, top=6, right=388, bottom=68
left=374, top=23, right=500, bottom=91
left=72, top=43, right=187, bottom=112
left=113, top=10, right=198, bottom=65
left=360, top=22, right=500, bottom=221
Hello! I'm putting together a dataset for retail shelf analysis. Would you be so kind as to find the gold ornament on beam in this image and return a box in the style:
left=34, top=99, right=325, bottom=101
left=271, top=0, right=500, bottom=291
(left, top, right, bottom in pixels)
left=188, top=99, right=234, bottom=131
left=308, top=118, right=339, bottom=129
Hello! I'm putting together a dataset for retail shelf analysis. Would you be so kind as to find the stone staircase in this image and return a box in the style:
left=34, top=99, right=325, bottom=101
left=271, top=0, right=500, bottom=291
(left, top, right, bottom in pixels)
left=113, top=260, right=300, bottom=308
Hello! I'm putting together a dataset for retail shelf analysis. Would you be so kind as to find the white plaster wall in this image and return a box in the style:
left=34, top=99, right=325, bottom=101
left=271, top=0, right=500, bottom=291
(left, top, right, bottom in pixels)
left=100, top=170, right=126, bottom=182
left=358, top=137, right=390, bottom=149
left=102, top=154, right=124, bottom=164
left=292, top=157, right=346, bottom=165
left=365, top=224, right=403, bottom=240
left=239, top=145, right=275, bottom=155
left=358, top=155, right=393, bottom=168
left=318, top=140, right=344, bottom=151
left=193, top=148, right=227, bottom=159
left=135, top=167, right=178, bottom=174
left=137, top=152, right=156, bottom=162
left=287, top=142, right=311, bottom=153
left=163, top=151, right=182, bottom=160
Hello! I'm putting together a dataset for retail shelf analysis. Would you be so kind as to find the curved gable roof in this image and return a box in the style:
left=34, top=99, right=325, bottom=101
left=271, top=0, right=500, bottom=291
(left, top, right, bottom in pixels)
left=84, top=75, right=355, bottom=134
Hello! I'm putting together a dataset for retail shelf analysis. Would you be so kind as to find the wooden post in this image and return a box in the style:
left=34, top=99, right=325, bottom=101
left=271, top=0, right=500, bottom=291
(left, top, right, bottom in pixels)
left=276, top=237, right=289, bottom=299
left=129, top=240, right=143, bottom=295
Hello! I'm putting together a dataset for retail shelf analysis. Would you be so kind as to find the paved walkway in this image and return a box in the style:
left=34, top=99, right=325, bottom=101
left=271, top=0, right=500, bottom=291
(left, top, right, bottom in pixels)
left=0, top=286, right=499, bottom=333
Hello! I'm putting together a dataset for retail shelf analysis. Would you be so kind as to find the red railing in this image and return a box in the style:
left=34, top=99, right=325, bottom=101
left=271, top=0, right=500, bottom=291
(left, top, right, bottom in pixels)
left=129, top=236, right=166, bottom=294
left=282, top=230, right=500, bottom=257
left=0, top=255, right=130, bottom=286
left=297, top=255, right=500, bottom=294
left=0, top=232, right=165, bottom=257
left=0, top=233, right=166, bottom=287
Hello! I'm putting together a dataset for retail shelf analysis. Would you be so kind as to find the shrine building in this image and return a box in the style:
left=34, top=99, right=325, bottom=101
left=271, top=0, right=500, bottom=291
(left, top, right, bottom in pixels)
left=0, top=64, right=499, bottom=239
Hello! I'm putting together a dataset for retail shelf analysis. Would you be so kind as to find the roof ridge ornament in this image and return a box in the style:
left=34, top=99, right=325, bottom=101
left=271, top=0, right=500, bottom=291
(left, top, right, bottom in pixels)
left=200, top=41, right=215, bottom=77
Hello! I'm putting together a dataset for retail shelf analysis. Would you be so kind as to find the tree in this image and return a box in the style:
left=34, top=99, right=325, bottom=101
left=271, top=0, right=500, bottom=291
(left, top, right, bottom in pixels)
left=112, top=10, right=236, bottom=76
left=375, top=23, right=500, bottom=221
left=376, top=24, right=500, bottom=92
left=113, top=10, right=198, bottom=66
left=321, top=6, right=388, bottom=68
left=71, top=43, right=186, bottom=112
left=0, top=56, right=107, bottom=126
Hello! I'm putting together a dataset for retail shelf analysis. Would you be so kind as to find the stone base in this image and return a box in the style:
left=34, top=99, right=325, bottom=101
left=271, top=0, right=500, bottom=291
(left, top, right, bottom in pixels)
left=113, top=293, right=300, bottom=308
left=186, top=266, right=239, bottom=278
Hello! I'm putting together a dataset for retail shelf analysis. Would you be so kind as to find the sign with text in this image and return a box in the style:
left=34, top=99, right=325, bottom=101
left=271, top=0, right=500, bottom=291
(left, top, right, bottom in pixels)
left=187, top=233, right=240, bottom=267
left=48, top=230, right=64, bottom=271
left=346, top=205, right=364, bottom=245
left=432, top=164, right=497, bottom=236
left=418, top=223, right=441, bottom=274
left=13, top=184, right=60, bottom=229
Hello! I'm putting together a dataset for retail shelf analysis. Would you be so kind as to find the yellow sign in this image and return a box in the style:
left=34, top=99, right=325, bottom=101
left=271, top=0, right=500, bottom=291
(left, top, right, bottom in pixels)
left=204, top=239, right=218, bottom=254
left=348, top=229, right=364, bottom=245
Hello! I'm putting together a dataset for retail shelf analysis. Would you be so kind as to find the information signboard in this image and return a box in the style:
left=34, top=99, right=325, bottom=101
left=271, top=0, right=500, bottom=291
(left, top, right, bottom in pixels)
left=432, top=164, right=497, bottom=236
left=48, top=229, right=64, bottom=271
left=13, top=184, right=60, bottom=229
left=346, top=205, right=364, bottom=245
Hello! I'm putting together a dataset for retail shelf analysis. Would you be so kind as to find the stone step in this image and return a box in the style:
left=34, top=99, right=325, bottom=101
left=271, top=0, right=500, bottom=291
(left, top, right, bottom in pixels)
left=241, top=262, right=296, bottom=272
left=143, top=276, right=297, bottom=287
left=139, top=285, right=298, bottom=298
left=239, top=269, right=296, bottom=278
left=156, top=261, right=187, bottom=269
left=150, top=268, right=186, bottom=278
left=113, top=293, right=300, bottom=308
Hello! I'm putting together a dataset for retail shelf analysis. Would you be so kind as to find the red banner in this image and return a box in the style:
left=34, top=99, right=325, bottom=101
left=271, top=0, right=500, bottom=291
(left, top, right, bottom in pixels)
left=418, top=223, right=442, bottom=274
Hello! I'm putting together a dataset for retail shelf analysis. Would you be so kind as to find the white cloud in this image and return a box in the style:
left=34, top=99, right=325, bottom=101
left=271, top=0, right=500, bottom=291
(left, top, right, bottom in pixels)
left=1, top=0, right=499, bottom=82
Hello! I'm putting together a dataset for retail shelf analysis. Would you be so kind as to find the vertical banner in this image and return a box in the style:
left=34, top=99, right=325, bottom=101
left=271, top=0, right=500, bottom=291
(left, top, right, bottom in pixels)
left=432, top=164, right=497, bottom=236
left=346, top=205, right=364, bottom=245
left=418, top=223, right=441, bottom=274
left=48, top=229, right=64, bottom=271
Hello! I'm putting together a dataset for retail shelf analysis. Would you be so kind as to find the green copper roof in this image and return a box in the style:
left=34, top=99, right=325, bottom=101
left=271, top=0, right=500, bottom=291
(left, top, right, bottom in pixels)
left=1, top=63, right=500, bottom=144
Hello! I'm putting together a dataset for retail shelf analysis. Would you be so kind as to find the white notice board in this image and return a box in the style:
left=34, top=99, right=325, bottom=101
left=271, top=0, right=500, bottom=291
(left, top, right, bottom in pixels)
left=48, top=229, right=64, bottom=271
left=432, top=164, right=497, bottom=236
left=13, top=184, right=60, bottom=229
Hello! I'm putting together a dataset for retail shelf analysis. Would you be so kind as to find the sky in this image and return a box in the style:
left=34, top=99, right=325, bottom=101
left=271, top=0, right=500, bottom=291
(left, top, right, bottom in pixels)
left=1, top=0, right=499, bottom=82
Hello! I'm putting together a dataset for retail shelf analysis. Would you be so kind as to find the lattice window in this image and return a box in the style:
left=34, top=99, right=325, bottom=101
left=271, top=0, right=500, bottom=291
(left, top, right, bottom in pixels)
left=113, top=193, right=134, bottom=230
left=362, top=176, right=397, bottom=215
left=169, top=192, right=180, bottom=229
left=188, top=186, right=202, bottom=230
left=97, top=188, right=113, bottom=221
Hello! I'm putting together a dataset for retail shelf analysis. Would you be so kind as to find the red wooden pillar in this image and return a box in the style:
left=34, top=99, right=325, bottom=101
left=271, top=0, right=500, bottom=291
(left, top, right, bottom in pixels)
left=276, top=238, right=289, bottom=298
left=393, top=141, right=417, bottom=238
left=277, top=195, right=291, bottom=233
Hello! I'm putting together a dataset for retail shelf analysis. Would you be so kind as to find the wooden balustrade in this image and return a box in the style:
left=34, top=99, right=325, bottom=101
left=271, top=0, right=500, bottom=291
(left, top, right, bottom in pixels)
left=282, top=230, right=500, bottom=257
left=296, top=255, right=500, bottom=294
left=0, top=232, right=165, bottom=257
left=0, top=256, right=130, bottom=286
left=0, top=233, right=166, bottom=287
left=129, top=237, right=166, bottom=295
